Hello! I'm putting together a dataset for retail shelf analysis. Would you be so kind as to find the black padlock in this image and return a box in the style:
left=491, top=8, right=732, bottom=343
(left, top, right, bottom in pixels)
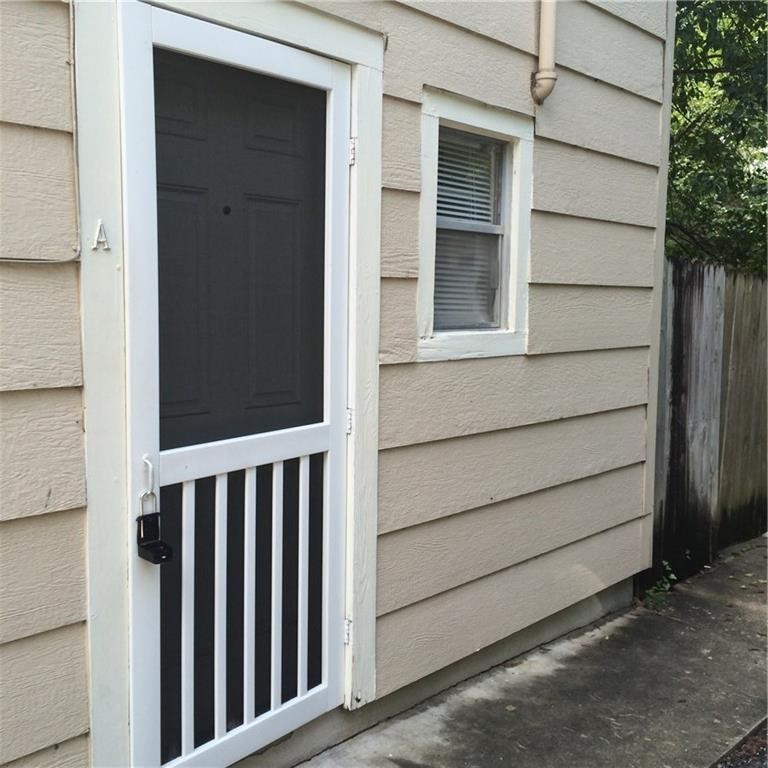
left=137, top=504, right=172, bottom=564
left=137, top=511, right=172, bottom=564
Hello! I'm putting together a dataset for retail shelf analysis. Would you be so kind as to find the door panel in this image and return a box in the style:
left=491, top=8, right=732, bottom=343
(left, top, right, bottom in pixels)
left=155, top=50, right=326, bottom=452
left=245, top=196, right=301, bottom=410
left=157, top=186, right=210, bottom=419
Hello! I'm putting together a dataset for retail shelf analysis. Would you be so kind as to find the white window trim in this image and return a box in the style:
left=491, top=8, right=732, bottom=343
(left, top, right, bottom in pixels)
left=76, top=3, right=382, bottom=766
left=417, top=90, right=533, bottom=361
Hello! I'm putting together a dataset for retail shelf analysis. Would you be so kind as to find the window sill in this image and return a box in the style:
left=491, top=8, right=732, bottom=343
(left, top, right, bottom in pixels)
left=416, top=329, right=527, bottom=362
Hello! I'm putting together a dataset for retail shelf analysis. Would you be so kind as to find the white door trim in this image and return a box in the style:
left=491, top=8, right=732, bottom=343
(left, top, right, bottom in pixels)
left=77, top=2, right=382, bottom=766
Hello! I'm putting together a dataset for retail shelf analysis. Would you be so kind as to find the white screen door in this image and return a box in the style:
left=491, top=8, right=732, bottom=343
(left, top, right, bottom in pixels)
left=119, top=6, right=350, bottom=767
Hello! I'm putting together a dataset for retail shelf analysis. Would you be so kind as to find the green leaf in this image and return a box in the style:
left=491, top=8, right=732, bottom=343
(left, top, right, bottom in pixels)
left=666, top=0, right=767, bottom=277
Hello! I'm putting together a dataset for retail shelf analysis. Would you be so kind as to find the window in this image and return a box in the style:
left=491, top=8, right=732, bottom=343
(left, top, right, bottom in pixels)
left=435, top=128, right=504, bottom=331
left=417, top=91, right=533, bottom=361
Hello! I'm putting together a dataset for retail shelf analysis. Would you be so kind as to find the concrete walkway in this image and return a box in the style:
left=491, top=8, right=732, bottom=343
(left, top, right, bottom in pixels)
left=303, top=537, right=767, bottom=768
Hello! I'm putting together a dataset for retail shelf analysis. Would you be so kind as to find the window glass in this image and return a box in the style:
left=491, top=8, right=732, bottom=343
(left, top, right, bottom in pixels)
left=434, top=230, right=499, bottom=330
left=434, top=128, right=504, bottom=331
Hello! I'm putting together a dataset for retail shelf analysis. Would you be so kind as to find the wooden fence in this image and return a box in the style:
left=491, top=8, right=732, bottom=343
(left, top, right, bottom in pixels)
left=653, top=257, right=767, bottom=580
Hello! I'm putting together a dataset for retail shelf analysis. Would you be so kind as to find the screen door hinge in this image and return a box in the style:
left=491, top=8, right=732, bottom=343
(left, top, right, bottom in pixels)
left=348, top=137, right=357, bottom=166
left=345, top=407, right=353, bottom=436
left=344, top=617, right=353, bottom=645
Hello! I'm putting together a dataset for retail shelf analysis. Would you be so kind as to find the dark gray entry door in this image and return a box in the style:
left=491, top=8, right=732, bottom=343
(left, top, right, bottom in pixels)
left=155, top=49, right=326, bottom=451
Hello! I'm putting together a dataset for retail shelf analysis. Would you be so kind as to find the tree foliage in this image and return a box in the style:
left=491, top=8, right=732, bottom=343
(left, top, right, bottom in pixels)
left=667, top=0, right=767, bottom=276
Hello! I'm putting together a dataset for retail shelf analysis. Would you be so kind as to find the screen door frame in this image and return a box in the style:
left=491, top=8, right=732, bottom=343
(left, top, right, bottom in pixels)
left=76, top=3, right=382, bottom=763
left=118, top=4, right=352, bottom=765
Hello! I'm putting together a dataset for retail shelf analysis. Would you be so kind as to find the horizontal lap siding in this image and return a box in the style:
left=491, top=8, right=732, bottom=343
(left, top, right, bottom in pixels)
left=399, top=1, right=538, bottom=55
left=0, top=624, right=89, bottom=764
left=0, top=508, right=86, bottom=644
left=2, top=736, right=89, bottom=768
left=0, top=388, right=85, bottom=522
left=382, top=97, right=421, bottom=191
left=381, top=189, right=419, bottom=277
left=587, top=0, right=668, bottom=39
left=535, top=68, right=661, bottom=166
left=0, top=4, right=88, bottom=763
left=530, top=212, right=655, bottom=287
left=379, top=348, right=648, bottom=449
left=0, top=262, right=83, bottom=391
left=309, top=2, right=535, bottom=112
left=377, top=464, right=645, bottom=614
left=380, top=278, right=417, bottom=364
left=379, top=406, right=647, bottom=533
left=533, top=139, right=659, bottom=226
left=0, top=1, right=72, bottom=132
left=557, top=1, right=664, bottom=101
left=400, top=1, right=665, bottom=103
left=376, top=518, right=648, bottom=696
left=383, top=10, right=532, bottom=109
left=306, top=0, right=666, bottom=699
left=0, top=122, right=77, bottom=262
left=377, top=279, right=649, bottom=365
left=528, top=285, right=653, bottom=354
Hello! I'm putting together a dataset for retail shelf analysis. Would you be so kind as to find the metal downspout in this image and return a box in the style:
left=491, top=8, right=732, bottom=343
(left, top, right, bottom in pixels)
left=531, top=0, right=557, bottom=104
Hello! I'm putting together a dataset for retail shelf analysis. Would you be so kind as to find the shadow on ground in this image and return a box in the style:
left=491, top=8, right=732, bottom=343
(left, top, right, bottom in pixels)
left=304, top=537, right=767, bottom=768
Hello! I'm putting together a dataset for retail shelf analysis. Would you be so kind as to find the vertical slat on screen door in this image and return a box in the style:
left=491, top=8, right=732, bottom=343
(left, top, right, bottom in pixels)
left=181, top=480, right=196, bottom=755
left=243, top=467, right=257, bottom=722
left=271, top=461, right=284, bottom=710
left=321, top=454, right=330, bottom=686
left=297, top=456, right=310, bottom=696
left=214, top=474, right=228, bottom=738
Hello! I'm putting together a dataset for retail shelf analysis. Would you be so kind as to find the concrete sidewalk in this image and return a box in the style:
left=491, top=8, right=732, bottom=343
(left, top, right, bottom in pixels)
left=302, top=537, right=767, bottom=768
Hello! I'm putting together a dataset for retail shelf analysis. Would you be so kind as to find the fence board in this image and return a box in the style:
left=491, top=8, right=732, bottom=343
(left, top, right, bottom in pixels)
left=653, top=258, right=767, bottom=579
left=717, top=271, right=768, bottom=547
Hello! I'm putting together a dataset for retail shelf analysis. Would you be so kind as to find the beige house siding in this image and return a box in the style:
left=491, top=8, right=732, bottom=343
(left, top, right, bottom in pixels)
left=381, top=189, right=420, bottom=278
left=0, top=123, right=77, bottom=261
left=0, top=0, right=672, bottom=761
left=0, top=508, right=85, bottom=645
left=310, top=0, right=669, bottom=695
left=0, top=2, right=88, bottom=765
left=0, top=624, right=89, bottom=764
left=2, top=737, right=89, bottom=768
left=556, top=0, right=664, bottom=101
left=0, top=262, right=82, bottom=391
left=376, top=517, right=648, bottom=696
left=379, top=348, right=649, bottom=449
left=377, top=464, right=644, bottom=615
left=0, top=1, right=73, bottom=132
left=379, top=407, right=648, bottom=533
left=589, top=0, right=669, bottom=39
left=530, top=212, right=655, bottom=287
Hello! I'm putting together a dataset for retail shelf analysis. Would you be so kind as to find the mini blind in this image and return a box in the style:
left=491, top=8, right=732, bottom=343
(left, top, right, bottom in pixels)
left=434, top=127, right=504, bottom=331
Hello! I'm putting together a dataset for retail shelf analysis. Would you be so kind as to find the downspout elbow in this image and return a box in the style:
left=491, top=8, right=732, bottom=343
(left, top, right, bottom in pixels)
left=531, top=70, right=557, bottom=105
left=531, top=0, right=557, bottom=105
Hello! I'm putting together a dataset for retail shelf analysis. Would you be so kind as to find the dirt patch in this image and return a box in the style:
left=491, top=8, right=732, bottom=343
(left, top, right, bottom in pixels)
left=713, top=719, right=767, bottom=768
